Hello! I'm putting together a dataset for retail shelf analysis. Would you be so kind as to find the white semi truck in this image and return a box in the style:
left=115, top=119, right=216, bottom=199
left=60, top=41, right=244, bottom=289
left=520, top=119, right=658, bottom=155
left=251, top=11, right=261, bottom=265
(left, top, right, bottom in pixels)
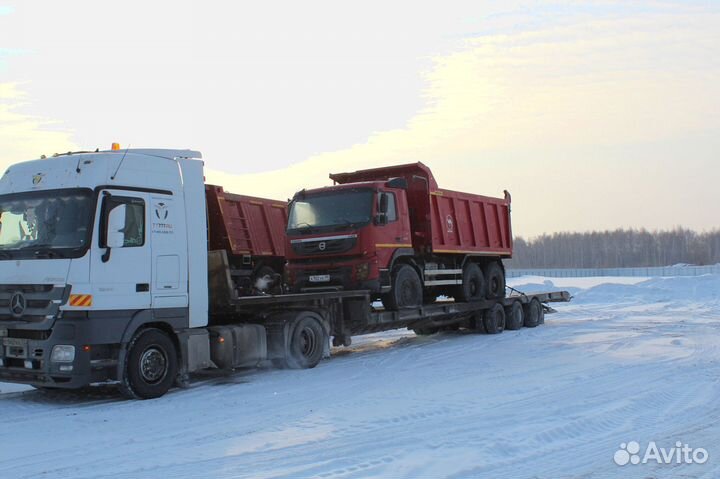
left=0, top=148, right=569, bottom=399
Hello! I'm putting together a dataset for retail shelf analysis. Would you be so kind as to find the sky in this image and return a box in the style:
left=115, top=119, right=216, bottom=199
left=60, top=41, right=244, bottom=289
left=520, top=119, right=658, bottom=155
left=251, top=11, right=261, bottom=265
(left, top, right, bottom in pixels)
left=0, top=1, right=718, bottom=238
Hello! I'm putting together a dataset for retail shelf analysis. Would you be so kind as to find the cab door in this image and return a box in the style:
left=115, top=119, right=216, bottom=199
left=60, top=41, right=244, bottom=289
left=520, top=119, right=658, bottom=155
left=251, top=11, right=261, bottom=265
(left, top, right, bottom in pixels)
left=149, top=195, right=188, bottom=309
left=373, top=190, right=411, bottom=266
left=89, top=190, right=152, bottom=310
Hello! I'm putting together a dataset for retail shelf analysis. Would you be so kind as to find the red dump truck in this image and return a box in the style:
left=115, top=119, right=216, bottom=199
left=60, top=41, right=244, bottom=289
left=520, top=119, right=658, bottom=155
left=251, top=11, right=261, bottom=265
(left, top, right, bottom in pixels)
left=205, top=185, right=287, bottom=295
left=286, top=162, right=512, bottom=309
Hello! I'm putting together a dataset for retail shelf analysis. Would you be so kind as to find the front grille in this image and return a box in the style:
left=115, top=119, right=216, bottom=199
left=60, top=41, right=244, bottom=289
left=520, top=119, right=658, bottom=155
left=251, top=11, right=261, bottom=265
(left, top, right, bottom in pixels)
left=292, top=237, right=357, bottom=255
left=0, top=285, right=68, bottom=322
left=6, top=329, right=52, bottom=340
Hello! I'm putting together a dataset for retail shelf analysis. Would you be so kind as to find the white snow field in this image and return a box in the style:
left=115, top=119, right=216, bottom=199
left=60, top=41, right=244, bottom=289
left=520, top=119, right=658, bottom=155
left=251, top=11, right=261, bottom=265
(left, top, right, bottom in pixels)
left=2, top=275, right=720, bottom=479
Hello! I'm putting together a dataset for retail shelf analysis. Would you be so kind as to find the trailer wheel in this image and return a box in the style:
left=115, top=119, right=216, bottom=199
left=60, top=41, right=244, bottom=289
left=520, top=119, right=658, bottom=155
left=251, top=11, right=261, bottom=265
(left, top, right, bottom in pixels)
left=455, top=262, right=486, bottom=302
left=382, top=264, right=422, bottom=310
left=523, top=298, right=544, bottom=328
left=505, top=301, right=524, bottom=330
left=483, top=303, right=505, bottom=334
left=285, top=315, right=326, bottom=369
left=119, top=328, right=178, bottom=400
left=484, top=262, right=506, bottom=299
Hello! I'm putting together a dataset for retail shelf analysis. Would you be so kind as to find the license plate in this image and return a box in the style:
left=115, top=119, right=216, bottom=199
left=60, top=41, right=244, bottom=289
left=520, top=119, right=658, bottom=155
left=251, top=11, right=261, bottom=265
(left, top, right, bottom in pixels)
left=3, top=337, right=26, bottom=347
left=308, top=274, right=331, bottom=283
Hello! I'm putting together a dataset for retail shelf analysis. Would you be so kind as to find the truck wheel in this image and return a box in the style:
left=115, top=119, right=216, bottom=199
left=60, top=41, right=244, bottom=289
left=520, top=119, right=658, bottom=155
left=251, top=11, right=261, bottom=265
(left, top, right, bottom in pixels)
left=523, top=298, right=544, bottom=328
left=285, top=315, right=326, bottom=369
left=483, top=303, right=505, bottom=334
left=119, top=328, right=178, bottom=400
left=484, top=262, right=506, bottom=299
left=382, top=264, right=422, bottom=310
left=455, top=262, right=486, bottom=302
left=505, top=301, right=524, bottom=330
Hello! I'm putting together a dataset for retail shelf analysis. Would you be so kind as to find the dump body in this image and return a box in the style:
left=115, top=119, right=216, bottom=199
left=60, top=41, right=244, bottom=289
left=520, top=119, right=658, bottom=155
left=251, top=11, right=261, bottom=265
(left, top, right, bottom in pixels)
left=330, top=162, right=512, bottom=257
left=206, top=185, right=287, bottom=258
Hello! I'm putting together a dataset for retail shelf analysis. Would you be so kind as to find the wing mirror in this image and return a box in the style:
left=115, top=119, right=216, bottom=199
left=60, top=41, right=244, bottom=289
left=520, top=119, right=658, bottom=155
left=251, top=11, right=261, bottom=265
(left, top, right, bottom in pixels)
left=106, top=204, right=127, bottom=248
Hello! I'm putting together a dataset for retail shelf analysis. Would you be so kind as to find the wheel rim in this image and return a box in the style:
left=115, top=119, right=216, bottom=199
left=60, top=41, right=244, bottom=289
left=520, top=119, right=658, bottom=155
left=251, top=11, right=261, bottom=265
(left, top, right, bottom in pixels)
left=299, top=327, right=318, bottom=358
left=469, top=278, right=478, bottom=296
left=139, top=346, right=168, bottom=384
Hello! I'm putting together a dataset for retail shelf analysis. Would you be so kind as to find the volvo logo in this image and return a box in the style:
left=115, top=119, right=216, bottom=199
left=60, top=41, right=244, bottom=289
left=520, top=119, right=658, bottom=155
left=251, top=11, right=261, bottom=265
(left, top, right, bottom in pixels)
left=10, top=292, right=27, bottom=318
left=318, top=241, right=327, bottom=251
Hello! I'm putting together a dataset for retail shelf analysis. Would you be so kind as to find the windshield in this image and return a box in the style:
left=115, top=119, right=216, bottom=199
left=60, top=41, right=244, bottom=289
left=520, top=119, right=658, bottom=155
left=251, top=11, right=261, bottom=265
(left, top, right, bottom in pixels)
left=0, top=188, right=94, bottom=258
left=288, top=189, right=373, bottom=232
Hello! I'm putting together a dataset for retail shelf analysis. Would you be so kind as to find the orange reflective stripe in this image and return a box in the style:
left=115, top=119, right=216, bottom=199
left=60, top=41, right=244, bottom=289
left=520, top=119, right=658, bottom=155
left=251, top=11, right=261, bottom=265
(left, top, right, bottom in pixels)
left=70, top=294, right=93, bottom=307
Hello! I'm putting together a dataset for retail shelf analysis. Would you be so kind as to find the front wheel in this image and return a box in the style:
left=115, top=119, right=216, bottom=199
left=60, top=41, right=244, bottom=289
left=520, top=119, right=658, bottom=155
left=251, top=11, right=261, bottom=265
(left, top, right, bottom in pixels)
left=382, top=264, right=422, bottom=310
left=119, top=328, right=178, bottom=400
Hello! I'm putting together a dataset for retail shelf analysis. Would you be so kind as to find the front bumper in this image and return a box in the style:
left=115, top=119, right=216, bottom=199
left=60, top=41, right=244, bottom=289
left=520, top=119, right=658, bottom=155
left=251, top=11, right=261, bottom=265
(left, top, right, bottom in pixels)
left=0, top=317, right=116, bottom=389
left=287, top=260, right=381, bottom=293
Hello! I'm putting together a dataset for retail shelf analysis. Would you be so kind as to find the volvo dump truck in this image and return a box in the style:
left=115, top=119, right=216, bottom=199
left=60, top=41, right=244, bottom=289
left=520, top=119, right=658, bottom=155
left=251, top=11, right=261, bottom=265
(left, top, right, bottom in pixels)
left=286, top=163, right=512, bottom=309
left=0, top=148, right=569, bottom=399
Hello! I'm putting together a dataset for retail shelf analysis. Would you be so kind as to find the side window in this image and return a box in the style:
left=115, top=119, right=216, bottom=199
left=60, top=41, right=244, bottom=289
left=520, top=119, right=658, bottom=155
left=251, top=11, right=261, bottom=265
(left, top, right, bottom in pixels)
left=386, top=192, right=397, bottom=222
left=100, top=195, right=145, bottom=248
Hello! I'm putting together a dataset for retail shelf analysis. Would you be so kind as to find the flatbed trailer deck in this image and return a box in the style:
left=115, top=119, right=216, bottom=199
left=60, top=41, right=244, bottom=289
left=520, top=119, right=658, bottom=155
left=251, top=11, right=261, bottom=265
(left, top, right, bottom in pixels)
left=223, top=289, right=572, bottom=347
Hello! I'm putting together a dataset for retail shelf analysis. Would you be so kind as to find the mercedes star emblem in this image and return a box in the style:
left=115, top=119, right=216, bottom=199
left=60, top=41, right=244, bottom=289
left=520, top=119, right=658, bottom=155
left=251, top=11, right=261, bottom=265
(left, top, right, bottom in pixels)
left=10, top=292, right=27, bottom=318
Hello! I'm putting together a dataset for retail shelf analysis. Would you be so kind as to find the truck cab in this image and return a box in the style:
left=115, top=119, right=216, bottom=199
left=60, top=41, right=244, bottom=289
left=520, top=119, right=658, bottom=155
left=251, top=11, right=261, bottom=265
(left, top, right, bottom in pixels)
left=0, top=148, right=210, bottom=396
left=285, top=180, right=411, bottom=294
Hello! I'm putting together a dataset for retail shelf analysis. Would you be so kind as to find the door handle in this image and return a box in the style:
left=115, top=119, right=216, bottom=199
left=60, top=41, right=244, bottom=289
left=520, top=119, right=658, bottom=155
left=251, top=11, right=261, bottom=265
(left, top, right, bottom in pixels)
left=136, top=283, right=150, bottom=292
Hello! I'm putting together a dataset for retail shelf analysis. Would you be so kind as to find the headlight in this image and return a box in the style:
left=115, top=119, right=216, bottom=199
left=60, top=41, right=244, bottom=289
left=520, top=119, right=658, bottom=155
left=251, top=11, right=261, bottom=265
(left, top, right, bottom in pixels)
left=355, top=262, right=370, bottom=281
left=51, top=345, right=76, bottom=362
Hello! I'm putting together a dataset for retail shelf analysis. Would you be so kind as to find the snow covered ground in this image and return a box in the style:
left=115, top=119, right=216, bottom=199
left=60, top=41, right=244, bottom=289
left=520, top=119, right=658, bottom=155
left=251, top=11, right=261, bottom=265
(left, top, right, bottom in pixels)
left=2, top=275, right=720, bottom=479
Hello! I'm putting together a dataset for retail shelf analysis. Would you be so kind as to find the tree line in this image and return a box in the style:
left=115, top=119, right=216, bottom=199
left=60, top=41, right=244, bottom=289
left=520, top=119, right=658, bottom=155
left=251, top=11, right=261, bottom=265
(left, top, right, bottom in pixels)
left=506, top=228, right=720, bottom=268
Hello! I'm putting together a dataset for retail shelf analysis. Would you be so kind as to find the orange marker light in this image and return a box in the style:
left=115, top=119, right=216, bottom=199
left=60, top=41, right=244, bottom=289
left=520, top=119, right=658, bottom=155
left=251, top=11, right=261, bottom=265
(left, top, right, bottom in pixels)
left=111, top=143, right=121, bottom=151
left=83, top=345, right=91, bottom=352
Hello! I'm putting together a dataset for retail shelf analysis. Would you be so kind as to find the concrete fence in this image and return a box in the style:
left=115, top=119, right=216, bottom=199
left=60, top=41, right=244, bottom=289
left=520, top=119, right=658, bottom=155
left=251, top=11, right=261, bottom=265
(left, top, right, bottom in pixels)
left=506, top=265, right=720, bottom=278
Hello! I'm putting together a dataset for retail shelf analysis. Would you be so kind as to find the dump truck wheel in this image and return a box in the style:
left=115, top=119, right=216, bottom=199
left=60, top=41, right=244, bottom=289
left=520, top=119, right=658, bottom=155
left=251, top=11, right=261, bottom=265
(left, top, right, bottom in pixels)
left=505, top=301, right=524, bottom=330
left=523, top=298, right=543, bottom=328
left=119, top=328, right=178, bottom=400
left=285, top=315, right=326, bottom=369
left=484, top=262, right=506, bottom=299
left=483, top=303, right=506, bottom=334
left=455, top=262, right=486, bottom=302
left=382, top=264, right=422, bottom=310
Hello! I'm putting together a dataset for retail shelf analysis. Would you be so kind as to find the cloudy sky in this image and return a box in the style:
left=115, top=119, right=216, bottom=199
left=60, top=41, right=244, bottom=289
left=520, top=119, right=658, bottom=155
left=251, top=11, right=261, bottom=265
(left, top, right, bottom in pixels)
left=1, top=1, right=718, bottom=237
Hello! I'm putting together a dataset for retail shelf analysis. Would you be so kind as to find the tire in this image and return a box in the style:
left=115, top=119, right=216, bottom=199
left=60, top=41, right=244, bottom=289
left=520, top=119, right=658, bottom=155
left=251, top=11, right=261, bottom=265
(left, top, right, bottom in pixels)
left=454, top=262, right=486, bottom=302
left=523, top=298, right=544, bottom=328
left=483, top=303, right=506, bottom=334
left=119, top=328, right=178, bottom=400
left=284, top=315, right=326, bottom=369
left=484, top=261, right=506, bottom=299
left=381, top=264, right=422, bottom=310
left=505, top=301, right=524, bottom=330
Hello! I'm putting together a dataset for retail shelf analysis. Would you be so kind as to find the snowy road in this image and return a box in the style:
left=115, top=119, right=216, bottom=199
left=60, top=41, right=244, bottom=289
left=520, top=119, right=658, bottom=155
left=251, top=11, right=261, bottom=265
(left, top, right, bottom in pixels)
left=2, top=276, right=720, bottom=479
